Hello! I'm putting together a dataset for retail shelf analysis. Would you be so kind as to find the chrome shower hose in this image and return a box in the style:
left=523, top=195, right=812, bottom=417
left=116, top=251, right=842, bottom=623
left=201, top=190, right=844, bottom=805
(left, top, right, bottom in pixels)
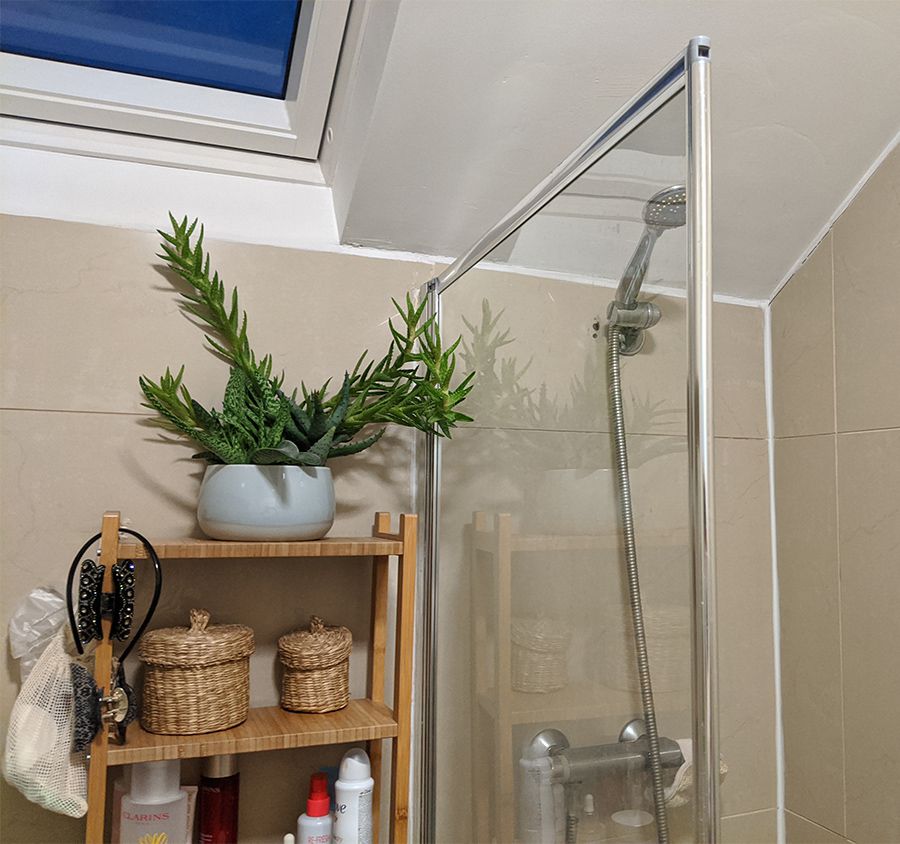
left=608, top=324, right=669, bottom=844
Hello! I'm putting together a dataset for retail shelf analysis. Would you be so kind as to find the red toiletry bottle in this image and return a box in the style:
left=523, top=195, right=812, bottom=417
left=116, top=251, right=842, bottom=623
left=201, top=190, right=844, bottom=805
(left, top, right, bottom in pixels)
left=199, top=754, right=240, bottom=844
left=297, top=772, right=333, bottom=844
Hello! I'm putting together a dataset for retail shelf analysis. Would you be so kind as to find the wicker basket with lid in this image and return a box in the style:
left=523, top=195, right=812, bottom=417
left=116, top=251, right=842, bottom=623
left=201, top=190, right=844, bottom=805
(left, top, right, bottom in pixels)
left=139, top=608, right=254, bottom=735
left=278, top=616, right=352, bottom=713
left=511, top=616, right=572, bottom=694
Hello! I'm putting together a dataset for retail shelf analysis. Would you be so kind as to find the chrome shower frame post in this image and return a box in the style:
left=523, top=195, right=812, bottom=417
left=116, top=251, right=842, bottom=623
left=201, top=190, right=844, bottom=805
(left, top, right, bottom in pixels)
left=416, top=37, right=717, bottom=843
left=686, top=36, right=719, bottom=844
left=415, top=277, right=442, bottom=843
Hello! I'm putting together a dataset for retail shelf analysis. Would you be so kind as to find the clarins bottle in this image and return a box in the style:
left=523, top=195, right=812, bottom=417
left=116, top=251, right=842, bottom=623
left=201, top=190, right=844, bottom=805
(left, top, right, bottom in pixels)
left=120, top=760, right=188, bottom=844
left=199, top=754, right=240, bottom=844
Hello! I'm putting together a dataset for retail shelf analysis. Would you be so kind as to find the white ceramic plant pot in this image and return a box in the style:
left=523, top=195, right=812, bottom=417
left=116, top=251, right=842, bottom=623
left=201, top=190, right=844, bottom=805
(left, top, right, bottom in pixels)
left=197, top=465, right=335, bottom=541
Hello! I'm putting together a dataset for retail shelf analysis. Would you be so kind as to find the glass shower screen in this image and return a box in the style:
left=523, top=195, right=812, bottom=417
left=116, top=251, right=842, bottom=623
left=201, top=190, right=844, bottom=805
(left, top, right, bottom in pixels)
left=417, top=40, right=714, bottom=844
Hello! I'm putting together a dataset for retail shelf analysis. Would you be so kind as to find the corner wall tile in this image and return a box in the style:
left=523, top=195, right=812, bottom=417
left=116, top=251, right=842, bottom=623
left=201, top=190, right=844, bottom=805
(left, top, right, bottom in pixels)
left=716, top=438, right=776, bottom=815
left=771, top=234, right=835, bottom=437
left=837, top=429, right=900, bottom=844
left=775, top=435, right=845, bottom=834
left=714, top=302, right=767, bottom=439
left=834, top=145, right=900, bottom=432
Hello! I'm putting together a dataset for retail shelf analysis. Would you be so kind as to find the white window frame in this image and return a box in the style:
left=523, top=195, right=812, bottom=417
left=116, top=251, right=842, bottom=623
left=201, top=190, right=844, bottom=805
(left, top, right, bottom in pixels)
left=0, top=0, right=349, bottom=160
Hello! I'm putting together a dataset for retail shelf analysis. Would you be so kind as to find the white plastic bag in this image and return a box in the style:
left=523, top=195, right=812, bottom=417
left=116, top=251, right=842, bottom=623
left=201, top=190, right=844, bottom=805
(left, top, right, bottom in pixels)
left=3, top=627, right=88, bottom=817
left=8, top=587, right=67, bottom=683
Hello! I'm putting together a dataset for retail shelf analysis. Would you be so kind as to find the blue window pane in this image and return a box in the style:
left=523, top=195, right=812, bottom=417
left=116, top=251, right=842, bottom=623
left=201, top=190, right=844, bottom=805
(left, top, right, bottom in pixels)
left=0, top=1, right=301, bottom=98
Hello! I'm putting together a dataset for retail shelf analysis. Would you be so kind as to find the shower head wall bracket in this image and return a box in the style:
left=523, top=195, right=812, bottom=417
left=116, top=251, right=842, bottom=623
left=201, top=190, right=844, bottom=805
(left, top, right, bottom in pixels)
left=603, top=299, right=662, bottom=355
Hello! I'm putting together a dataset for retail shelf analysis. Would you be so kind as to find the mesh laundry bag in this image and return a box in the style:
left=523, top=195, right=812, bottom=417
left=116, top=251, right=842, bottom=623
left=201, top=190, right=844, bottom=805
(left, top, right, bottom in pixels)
left=3, top=627, right=88, bottom=817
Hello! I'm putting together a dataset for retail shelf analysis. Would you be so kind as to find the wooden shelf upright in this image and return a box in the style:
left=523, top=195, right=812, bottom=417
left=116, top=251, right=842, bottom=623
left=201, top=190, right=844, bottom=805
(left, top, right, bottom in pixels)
left=83, top=510, right=417, bottom=844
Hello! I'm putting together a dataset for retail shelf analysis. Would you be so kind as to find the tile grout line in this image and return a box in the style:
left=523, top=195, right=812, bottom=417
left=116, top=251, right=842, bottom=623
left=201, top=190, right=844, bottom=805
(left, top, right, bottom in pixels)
left=829, top=229, right=849, bottom=839
left=763, top=302, right=786, bottom=844
left=785, top=809, right=855, bottom=843
left=775, top=426, right=900, bottom=440
left=0, top=406, right=146, bottom=417
left=721, top=807, right=776, bottom=820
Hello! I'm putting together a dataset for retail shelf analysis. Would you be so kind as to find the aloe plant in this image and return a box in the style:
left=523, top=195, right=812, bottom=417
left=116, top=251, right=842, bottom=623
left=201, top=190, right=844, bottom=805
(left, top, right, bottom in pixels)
left=139, top=216, right=474, bottom=465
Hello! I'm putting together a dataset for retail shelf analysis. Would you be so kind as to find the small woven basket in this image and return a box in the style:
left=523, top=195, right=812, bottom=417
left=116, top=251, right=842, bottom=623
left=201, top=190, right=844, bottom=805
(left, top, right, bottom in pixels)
left=139, top=608, right=254, bottom=735
left=278, top=616, right=352, bottom=713
left=600, top=605, right=689, bottom=693
left=511, top=617, right=572, bottom=694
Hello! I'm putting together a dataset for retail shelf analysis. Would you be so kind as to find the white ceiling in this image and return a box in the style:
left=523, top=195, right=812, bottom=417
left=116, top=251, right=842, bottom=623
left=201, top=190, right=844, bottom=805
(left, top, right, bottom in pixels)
left=323, top=0, right=900, bottom=302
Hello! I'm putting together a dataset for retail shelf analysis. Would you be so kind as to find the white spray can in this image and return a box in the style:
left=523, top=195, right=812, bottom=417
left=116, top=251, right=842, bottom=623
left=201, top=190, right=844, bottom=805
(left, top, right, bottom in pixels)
left=333, top=748, right=374, bottom=844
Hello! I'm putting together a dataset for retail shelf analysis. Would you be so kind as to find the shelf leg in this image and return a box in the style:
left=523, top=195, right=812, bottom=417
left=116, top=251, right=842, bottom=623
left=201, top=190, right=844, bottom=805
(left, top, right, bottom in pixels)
left=390, top=514, right=416, bottom=844
left=495, top=513, right=514, bottom=843
left=369, top=547, right=390, bottom=844
left=84, top=512, right=121, bottom=844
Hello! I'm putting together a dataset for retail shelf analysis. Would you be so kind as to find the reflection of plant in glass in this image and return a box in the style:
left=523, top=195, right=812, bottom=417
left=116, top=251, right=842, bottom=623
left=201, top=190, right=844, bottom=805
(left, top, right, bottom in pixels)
left=459, top=299, right=533, bottom=425
left=459, top=298, right=684, bottom=470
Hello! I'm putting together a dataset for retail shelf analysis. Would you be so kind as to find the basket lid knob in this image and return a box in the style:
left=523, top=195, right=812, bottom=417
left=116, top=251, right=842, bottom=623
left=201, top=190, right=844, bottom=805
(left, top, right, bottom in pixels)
left=190, top=608, right=211, bottom=633
left=309, top=615, right=325, bottom=635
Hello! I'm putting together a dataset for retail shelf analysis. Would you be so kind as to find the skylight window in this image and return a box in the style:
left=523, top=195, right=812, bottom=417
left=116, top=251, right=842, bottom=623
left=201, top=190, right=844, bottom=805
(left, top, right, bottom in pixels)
left=0, top=0, right=349, bottom=161
left=1, top=1, right=302, bottom=98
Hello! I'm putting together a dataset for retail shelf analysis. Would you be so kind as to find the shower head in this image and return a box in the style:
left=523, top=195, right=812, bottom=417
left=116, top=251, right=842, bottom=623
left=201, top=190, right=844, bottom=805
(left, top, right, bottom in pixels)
left=643, top=185, right=686, bottom=230
left=614, top=184, right=687, bottom=309
left=607, top=185, right=687, bottom=355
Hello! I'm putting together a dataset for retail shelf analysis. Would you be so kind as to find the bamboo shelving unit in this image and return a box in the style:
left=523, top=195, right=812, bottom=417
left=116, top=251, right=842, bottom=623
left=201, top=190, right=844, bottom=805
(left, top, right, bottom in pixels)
left=84, top=510, right=417, bottom=844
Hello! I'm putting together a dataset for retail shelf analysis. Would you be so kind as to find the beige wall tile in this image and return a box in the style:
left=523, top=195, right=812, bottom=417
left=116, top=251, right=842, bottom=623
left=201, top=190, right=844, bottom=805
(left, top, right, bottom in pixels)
left=435, top=425, right=694, bottom=841
left=715, top=438, right=776, bottom=815
left=0, top=217, right=422, bottom=844
left=837, top=429, right=900, bottom=844
left=786, top=811, right=851, bottom=844
left=834, top=146, right=900, bottom=433
left=775, top=435, right=845, bottom=833
left=714, top=302, right=767, bottom=439
left=442, top=265, right=767, bottom=440
left=775, top=150, right=900, bottom=844
left=1, top=416, right=410, bottom=843
left=1, top=216, right=773, bottom=841
left=722, top=809, right=778, bottom=843
left=0, top=215, right=433, bottom=415
left=440, top=267, right=691, bottom=437
left=771, top=234, right=835, bottom=437
left=0, top=780, right=84, bottom=844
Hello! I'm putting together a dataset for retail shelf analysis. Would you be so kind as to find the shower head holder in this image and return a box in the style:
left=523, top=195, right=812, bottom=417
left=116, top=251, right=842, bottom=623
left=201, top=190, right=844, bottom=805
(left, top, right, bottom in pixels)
left=604, top=299, right=661, bottom=355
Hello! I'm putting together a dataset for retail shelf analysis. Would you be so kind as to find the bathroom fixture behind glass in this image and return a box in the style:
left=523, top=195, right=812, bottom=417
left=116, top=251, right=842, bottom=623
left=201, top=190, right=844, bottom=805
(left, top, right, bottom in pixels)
left=607, top=185, right=686, bottom=354
left=417, top=37, right=716, bottom=844
left=604, top=183, right=687, bottom=843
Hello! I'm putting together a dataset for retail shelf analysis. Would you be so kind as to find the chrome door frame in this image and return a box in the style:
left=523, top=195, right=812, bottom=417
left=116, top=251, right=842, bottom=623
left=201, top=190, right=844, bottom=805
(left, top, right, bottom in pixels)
left=415, top=36, right=717, bottom=843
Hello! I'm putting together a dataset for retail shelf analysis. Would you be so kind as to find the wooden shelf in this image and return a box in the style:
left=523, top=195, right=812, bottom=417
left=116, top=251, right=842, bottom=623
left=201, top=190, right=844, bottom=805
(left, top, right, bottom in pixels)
left=477, top=683, right=687, bottom=726
left=473, top=528, right=690, bottom=554
left=85, top=511, right=417, bottom=844
left=108, top=699, right=397, bottom=766
left=117, top=535, right=404, bottom=559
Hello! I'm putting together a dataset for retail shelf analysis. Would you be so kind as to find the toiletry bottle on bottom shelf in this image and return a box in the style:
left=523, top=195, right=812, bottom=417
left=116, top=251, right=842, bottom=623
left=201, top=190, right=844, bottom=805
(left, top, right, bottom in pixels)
left=199, top=754, right=240, bottom=843
left=298, top=772, right=333, bottom=844
left=120, top=759, right=189, bottom=844
left=333, top=748, right=374, bottom=844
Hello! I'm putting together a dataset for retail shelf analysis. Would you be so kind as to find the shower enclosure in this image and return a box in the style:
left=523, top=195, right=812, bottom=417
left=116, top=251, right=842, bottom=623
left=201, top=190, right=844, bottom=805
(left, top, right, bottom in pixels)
left=415, top=38, right=714, bottom=843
